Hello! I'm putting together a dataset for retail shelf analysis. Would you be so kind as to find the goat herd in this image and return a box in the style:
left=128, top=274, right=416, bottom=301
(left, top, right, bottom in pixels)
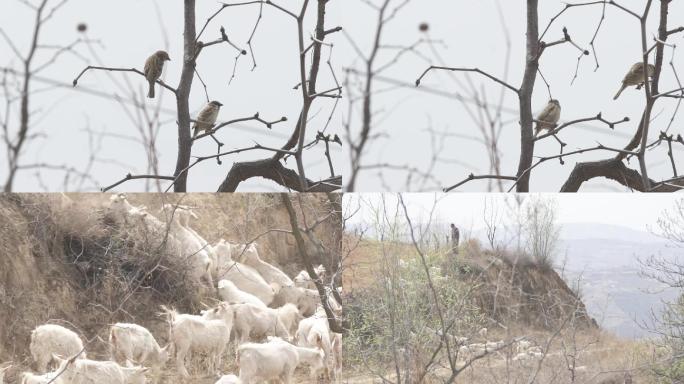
left=0, top=194, right=343, bottom=384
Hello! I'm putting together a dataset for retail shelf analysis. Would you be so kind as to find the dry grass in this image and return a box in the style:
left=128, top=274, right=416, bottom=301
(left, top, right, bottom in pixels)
left=0, top=193, right=340, bottom=384
left=342, top=327, right=658, bottom=383
left=342, top=236, right=662, bottom=383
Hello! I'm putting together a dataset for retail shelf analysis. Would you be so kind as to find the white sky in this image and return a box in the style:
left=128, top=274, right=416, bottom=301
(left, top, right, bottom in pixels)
left=0, top=0, right=343, bottom=191
left=339, top=0, right=684, bottom=192
left=344, top=193, right=681, bottom=232
left=2, top=1, right=683, bottom=192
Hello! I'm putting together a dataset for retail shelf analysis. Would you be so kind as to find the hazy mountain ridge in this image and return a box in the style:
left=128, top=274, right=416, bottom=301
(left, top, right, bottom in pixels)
left=468, top=222, right=681, bottom=339
left=557, top=223, right=681, bottom=339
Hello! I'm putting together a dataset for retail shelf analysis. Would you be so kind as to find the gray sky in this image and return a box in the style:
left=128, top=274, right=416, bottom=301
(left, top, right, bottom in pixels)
left=2, top=1, right=683, bottom=192
left=0, top=0, right=343, bottom=191
left=344, top=193, right=680, bottom=232
left=340, top=0, right=684, bottom=192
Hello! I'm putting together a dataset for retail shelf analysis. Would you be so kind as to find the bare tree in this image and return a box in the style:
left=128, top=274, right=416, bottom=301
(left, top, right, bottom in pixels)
left=0, top=0, right=104, bottom=192
left=641, top=198, right=684, bottom=381
left=281, top=193, right=347, bottom=334
left=69, top=0, right=342, bottom=192
left=524, top=196, right=560, bottom=269
left=344, top=1, right=684, bottom=192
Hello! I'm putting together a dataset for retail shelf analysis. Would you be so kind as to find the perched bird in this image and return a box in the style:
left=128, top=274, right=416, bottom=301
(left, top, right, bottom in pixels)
left=143, top=50, right=171, bottom=98
left=192, top=101, right=224, bottom=138
left=613, top=62, right=656, bottom=100
left=534, top=99, right=561, bottom=136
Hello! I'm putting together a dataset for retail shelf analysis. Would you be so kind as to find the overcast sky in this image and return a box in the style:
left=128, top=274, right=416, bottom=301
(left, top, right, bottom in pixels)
left=344, top=193, right=681, bottom=233
left=2, top=1, right=682, bottom=192
left=0, top=0, right=343, bottom=191
left=340, top=0, right=684, bottom=192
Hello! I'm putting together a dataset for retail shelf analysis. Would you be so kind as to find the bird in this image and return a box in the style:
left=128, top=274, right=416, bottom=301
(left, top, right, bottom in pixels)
left=613, top=62, right=656, bottom=100
left=143, top=50, right=171, bottom=99
left=192, top=101, right=224, bottom=138
left=534, top=99, right=561, bottom=136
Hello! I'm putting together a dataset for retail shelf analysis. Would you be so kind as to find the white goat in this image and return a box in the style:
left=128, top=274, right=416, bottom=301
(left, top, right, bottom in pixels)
left=485, top=340, right=505, bottom=351
left=166, top=205, right=219, bottom=272
left=215, top=374, right=241, bottom=384
left=230, top=303, right=294, bottom=343
left=513, top=350, right=543, bottom=362
left=267, top=337, right=328, bottom=380
left=237, top=341, right=298, bottom=384
left=217, top=279, right=266, bottom=308
left=20, top=370, right=63, bottom=384
left=515, top=339, right=532, bottom=354
left=213, top=240, right=275, bottom=305
left=158, top=205, right=213, bottom=288
left=0, top=365, right=11, bottom=384
left=277, top=304, right=305, bottom=337
left=237, top=243, right=294, bottom=288
left=458, top=343, right=486, bottom=361
left=161, top=304, right=233, bottom=379
left=272, top=285, right=319, bottom=317
left=30, top=324, right=86, bottom=373
left=107, top=194, right=147, bottom=220
left=293, top=265, right=326, bottom=290
left=109, top=323, right=169, bottom=380
left=295, top=312, right=334, bottom=378
left=52, top=355, right=147, bottom=384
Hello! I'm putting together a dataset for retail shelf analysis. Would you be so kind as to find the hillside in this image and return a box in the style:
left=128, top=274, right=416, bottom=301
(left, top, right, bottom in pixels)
left=0, top=193, right=341, bottom=383
left=343, top=236, right=665, bottom=383
left=345, top=237, right=596, bottom=331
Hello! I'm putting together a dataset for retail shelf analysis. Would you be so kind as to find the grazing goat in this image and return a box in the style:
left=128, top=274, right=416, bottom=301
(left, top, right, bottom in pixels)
left=238, top=243, right=294, bottom=288
left=267, top=337, right=328, bottom=380
left=159, top=205, right=213, bottom=288
left=213, top=240, right=275, bottom=305
left=515, top=339, right=532, bottom=354
left=215, top=374, right=241, bottom=384
left=30, top=324, right=86, bottom=373
left=166, top=205, right=220, bottom=273
left=20, top=370, right=64, bottom=384
left=272, top=285, right=319, bottom=317
left=52, top=355, right=147, bottom=384
left=458, top=343, right=486, bottom=360
left=109, top=323, right=169, bottom=381
left=217, top=279, right=266, bottom=308
left=293, top=265, right=326, bottom=290
left=0, top=365, right=11, bottom=384
left=237, top=341, right=298, bottom=384
left=295, top=311, right=334, bottom=378
left=230, top=303, right=294, bottom=343
left=161, top=304, right=233, bottom=379
left=107, top=194, right=147, bottom=220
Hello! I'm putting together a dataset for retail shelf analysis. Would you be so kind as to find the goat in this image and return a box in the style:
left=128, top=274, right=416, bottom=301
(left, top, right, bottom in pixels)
left=30, top=324, right=86, bottom=373
left=161, top=304, right=233, bottom=379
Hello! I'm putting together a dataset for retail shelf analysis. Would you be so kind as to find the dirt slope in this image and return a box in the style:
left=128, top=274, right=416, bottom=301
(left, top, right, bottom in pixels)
left=0, top=193, right=340, bottom=382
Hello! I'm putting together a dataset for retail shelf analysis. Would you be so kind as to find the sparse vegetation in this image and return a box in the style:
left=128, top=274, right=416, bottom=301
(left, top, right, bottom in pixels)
left=343, top=194, right=677, bottom=384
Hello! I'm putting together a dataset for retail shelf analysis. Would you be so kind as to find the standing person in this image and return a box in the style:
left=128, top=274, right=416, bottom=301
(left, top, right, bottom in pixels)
left=450, top=223, right=460, bottom=255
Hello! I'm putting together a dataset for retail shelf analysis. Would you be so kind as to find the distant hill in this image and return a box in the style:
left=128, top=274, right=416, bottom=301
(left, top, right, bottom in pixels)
left=470, top=222, right=681, bottom=339
left=557, top=224, right=681, bottom=339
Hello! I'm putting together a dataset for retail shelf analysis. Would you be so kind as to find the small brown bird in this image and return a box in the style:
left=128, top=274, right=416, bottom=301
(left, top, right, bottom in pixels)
left=613, top=62, right=655, bottom=100
left=143, top=50, right=171, bottom=98
left=535, top=99, right=561, bottom=136
left=192, top=101, right=223, bottom=138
